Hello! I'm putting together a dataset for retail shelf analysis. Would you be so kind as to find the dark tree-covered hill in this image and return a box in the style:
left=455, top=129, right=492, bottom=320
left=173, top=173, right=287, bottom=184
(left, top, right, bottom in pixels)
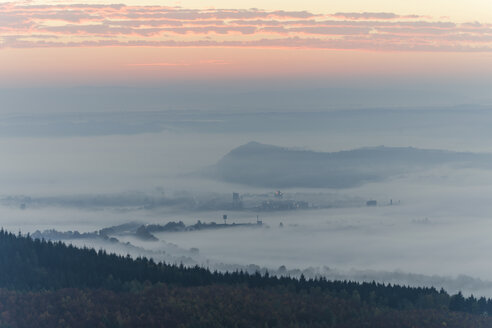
left=0, top=229, right=491, bottom=327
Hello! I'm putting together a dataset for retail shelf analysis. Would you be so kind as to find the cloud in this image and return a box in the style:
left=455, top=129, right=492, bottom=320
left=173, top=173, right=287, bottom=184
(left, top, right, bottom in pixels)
left=0, top=3, right=491, bottom=52
left=3, top=36, right=492, bottom=53
left=126, top=62, right=191, bottom=67
left=126, top=60, right=229, bottom=66
left=287, top=26, right=372, bottom=36
left=332, top=12, right=401, bottom=20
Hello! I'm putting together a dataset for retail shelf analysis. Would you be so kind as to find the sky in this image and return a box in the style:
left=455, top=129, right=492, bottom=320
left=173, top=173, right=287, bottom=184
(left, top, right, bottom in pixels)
left=1, top=0, right=492, bottom=97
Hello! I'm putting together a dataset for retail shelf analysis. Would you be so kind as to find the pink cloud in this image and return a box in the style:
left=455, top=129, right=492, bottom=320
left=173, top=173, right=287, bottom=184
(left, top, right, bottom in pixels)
left=331, top=12, right=400, bottom=20
left=126, top=62, right=191, bottom=66
left=0, top=3, right=491, bottom=52
left=125, top=59, right=230, bottom=67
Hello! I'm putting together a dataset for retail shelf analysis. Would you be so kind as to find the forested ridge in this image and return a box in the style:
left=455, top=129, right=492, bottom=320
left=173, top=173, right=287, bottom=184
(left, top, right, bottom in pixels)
left=0, top=229, right=490, bottom=327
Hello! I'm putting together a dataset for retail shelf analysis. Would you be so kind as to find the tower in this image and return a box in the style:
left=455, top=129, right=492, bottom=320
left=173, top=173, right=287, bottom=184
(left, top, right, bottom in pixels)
left=232, top=192, right=242, bottom=209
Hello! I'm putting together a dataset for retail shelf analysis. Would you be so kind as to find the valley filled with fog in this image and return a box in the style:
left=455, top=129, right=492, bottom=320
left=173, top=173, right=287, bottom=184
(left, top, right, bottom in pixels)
left=2, top=107, right=492, bottom=296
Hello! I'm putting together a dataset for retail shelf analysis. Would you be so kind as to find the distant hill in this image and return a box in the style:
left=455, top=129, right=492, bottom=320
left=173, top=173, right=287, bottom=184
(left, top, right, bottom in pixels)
left=207, top=142, right=492, bottom=188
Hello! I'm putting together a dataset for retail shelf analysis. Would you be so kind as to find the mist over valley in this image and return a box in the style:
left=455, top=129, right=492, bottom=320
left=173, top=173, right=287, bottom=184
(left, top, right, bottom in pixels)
left=2, top=107, right=492, bottom=298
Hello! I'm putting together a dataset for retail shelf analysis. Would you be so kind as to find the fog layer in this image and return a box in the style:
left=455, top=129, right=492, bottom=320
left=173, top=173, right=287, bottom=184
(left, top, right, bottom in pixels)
left=2, top=107, right=492, bottom=296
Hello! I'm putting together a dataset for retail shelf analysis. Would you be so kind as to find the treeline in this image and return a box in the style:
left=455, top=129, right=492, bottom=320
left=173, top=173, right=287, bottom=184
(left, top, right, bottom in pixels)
left=0, top=229, right=491, bottom=327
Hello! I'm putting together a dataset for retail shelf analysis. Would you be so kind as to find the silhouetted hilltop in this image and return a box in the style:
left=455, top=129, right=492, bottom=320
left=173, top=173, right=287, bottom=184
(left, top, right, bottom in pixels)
left=209, top=142, right=491, bottom=188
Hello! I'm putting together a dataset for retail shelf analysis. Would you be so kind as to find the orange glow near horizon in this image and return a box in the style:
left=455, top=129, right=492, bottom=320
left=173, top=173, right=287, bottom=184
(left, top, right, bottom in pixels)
left=1, top=46, right=492, bottom=86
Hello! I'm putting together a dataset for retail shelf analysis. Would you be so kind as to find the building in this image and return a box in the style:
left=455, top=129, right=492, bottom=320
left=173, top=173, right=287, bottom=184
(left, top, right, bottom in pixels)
left=232, top=192, right=243, bottom=209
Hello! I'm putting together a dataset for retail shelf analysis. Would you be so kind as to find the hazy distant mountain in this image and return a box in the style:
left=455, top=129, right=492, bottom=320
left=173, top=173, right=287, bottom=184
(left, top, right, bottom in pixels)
left=207, top=142, right=492, bottom=188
